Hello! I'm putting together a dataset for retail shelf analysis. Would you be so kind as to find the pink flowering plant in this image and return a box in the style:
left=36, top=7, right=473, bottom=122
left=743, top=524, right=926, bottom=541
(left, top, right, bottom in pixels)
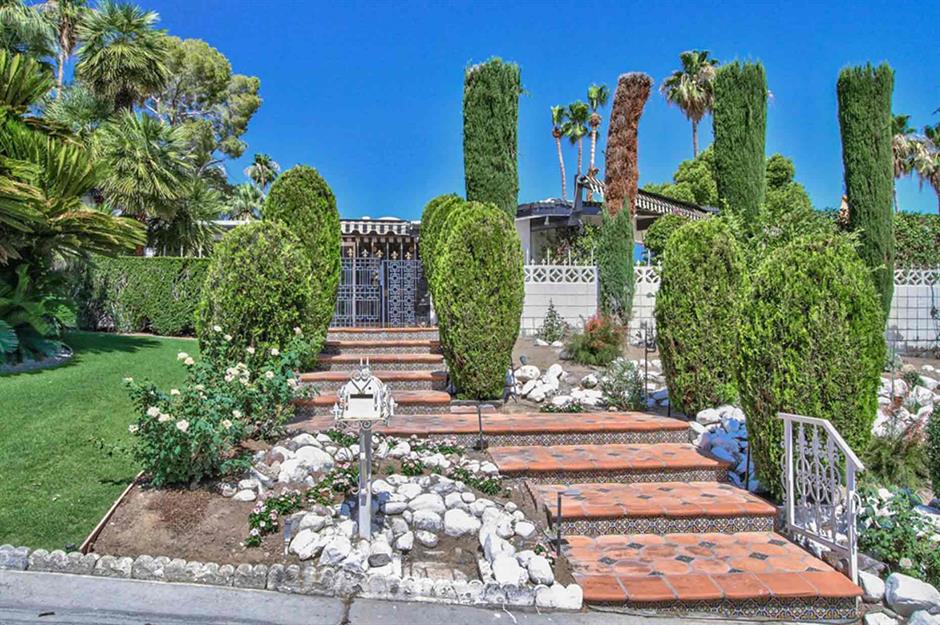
left=124, top=325, right=314, bottom=486
left=244, top=489, right=304, bottom=547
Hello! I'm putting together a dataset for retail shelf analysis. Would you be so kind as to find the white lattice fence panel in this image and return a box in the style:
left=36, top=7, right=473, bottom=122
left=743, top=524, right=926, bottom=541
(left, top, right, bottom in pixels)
left=894, top=268, right=940, bottom=286
left=524, top=264, right=597, bottom=284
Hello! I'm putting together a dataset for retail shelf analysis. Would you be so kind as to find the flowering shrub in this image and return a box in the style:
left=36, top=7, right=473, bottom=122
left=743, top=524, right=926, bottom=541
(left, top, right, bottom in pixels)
left=244, top=489, right=304, bottom=547
left=601, top=358, right=645, bottom=410
left=401, top=456, right=425, bottom=477
left=564, top=314, right=624, bottom=366
left=124, top=326, right=313, bottom=486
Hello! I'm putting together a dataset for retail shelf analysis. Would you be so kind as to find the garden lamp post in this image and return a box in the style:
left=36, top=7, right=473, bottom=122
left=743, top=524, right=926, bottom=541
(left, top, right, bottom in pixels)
left=332, top=360, right=395, bottom=540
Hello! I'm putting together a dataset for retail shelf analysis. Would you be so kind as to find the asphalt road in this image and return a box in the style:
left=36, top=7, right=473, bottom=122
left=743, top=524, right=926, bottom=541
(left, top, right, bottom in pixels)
left=0, top=569, right=793, bottom=625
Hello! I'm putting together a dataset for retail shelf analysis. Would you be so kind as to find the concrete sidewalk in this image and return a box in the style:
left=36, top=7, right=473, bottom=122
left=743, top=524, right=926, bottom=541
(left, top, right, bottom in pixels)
left=0, top=569, right=797, bottom=625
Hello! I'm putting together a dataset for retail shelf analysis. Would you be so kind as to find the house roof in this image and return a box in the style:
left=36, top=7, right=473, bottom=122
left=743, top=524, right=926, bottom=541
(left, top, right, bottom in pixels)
left=517, top=190, right=715, bottom=221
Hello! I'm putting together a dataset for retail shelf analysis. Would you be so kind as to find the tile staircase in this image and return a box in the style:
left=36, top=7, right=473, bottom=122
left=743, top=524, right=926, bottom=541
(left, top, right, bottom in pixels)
left=290, top=327, right=862, bottom=619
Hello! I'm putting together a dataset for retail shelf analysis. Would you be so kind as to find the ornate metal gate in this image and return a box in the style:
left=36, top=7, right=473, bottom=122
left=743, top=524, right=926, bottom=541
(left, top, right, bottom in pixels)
left=332, top=257, right=425, bottom=327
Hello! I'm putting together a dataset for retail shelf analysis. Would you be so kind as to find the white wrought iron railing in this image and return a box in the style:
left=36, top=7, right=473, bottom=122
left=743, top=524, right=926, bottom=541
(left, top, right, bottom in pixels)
left=779, top=412, right=865, bottom=584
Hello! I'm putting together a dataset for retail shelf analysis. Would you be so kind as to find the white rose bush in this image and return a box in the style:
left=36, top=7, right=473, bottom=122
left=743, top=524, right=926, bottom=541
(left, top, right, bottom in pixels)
left=124, top=328, right=314, bottom=486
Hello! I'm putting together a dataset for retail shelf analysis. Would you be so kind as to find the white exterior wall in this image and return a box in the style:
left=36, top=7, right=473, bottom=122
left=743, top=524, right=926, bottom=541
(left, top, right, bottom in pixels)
left=888, top=269, right=940, bottom=353
left=521, top=265, right=597, bottom=335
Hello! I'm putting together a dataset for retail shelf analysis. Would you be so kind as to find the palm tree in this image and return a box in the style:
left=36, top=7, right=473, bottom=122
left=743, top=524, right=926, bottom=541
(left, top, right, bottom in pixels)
left=562, top=101, right=589, bottom=179
left=605, top=72, right=654, bottom=216
left=37, top=0, right=87, bottom=99
left=916, top=123, right=940, bottom=213
left=228, top=181, right=263, bottom=220
left=550, top=105, right=568, bottom=201
left=75, top=0, right=168, bottom=111
left=660, top=50, right=719, bottom=157
left=244, top=152, right=279, bottom=191
left=0, top=0, right=55, bottom=62
left=94, top=110, right=190, bottom=220
left=147, top=177, right=221, bottom=256
left=586, top=84, right=609, bottom=200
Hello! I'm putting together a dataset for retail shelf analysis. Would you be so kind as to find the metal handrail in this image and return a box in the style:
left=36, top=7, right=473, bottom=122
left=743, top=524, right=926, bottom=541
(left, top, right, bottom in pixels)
left=778, top=412, right=865, bottom=584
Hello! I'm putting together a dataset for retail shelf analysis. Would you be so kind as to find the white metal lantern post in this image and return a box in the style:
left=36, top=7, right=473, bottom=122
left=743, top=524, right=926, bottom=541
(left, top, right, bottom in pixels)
left=331, top=361, right=395, bottom=540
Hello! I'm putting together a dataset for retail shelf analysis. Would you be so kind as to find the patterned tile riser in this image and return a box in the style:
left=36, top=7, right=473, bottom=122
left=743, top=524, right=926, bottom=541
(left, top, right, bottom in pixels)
left=295, top=404, right=448, bottom=419
left=300, top=380, right=446, bottom=393
left=327, top=331, right=439, bottom=341
left=506, top=468, right=729, bottom=485
left=322, top=345, right=441, bottom=355
left=318, top=362, right=443, bottom=372
left=592, top=597, right=858, bottom=621
left=422, top=430, right=688, bottom=447
left=551, top=514, right=775, bottom=536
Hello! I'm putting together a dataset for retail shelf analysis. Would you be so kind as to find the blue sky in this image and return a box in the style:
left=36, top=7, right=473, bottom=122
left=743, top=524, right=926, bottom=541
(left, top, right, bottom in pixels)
left=145, top=0, right=940, bottom=220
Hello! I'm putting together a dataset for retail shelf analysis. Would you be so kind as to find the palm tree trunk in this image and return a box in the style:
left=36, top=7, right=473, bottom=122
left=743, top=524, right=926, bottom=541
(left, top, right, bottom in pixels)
left=692, top=119, right=699, bottom=158
left=555, top=137, right=568, bottom=201
left=56, top=49, right=66, bottom=100
left=587, top=129, right=598, bottom=200
left=577, top=138, right=584, bottom=176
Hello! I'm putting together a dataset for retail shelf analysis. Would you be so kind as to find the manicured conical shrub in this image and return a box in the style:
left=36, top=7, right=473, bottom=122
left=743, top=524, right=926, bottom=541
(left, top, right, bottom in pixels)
left=656, top=218, right=746, bottom=415
left=597, top=206, right=635, bottom=324
left=463, top=58, right=521, bottom=220
left=837, top=63, right=895, bottom=319
left=263, top=165, right=341, bottom=343
left=737, top=234, right=885, bottom=498
left=435, top=201, right=524, bottom=399
left=419, top=193, right=463, bottom=283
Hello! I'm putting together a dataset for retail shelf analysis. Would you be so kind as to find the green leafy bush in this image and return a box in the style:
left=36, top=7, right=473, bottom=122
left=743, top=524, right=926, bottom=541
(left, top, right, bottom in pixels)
left=858, top=487, right=940, bottom=587
left=597, top=208, right=635, bottom=324
left=536, top=300, right=568, bottom=343
left=245, top=489, right=304, bottom=547
left=601, top=357, right=645, bottom=410
left=463, top=58, right=521, bottom=220
left=929, top=406, right=940, bottom=496
left=895, top=212, right=940, bottom=268
left=78, top=256, right=209, bottom=336
left=737, top=234, right=885, bottom=499
left=263, top=165, right=341, bottom=340
left=419, top=194, right=462, bottom=283
left=2, top=265, right=76, bottom=364
left=643, top=214, right=688, bottom=262
left=837, top=63, right=895, bottom=318
left=564, top=314, right=624, bottom=367
left=864, top=425, right=929, bottom=491
left=196, top=221, right=319, bottom=359
left=656, top=218, right=745, bottom=415
left=435, top=201, right=524, bottom=399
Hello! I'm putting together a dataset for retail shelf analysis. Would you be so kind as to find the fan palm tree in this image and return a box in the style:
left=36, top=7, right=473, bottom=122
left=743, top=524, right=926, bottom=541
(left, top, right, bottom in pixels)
left=228, top=181, right=263, bottom=220
left=37, top=0, right=88, bottom=99
left=550, top=105, right=568, bottom=201
left=244, top=152, right=279, bottom=191
left=147, top=177, right=221, bottom=256
left=75, top=0, right=168, bottom=111
left=660, top=50, right=719, bottom=157
left=562, top=101, right=589, bottom=179
left=94, top=110, right=190, bottom=220
left=586, top=84, right=609, bottom=200
left=916, top=123, right=940, bottom=213
left=0, top=0, right=55, bottom=62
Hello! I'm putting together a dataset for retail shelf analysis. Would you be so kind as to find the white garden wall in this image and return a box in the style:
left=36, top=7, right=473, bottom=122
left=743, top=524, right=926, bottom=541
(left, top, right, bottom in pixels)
left=521, top=264, right=597, bottom=335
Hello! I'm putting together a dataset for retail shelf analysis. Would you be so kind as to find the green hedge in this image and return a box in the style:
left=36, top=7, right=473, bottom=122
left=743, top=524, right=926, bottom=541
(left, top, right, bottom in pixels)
left=929, top=407, right=940, bottom=497
left=895, top=212, right=940, bottom=267
left=263, top=165, right=340, bottom=340
left=643, top=214, right=688, bottom=261
left=655, top=218, right=746, bottom=415
left=78, top=256, right=209, bottom=336
left=435, top=201, right=524, bottom=399
left=597, top=208, right=635, bottom=324
left=419, top=194, right=463, bottom=284
left=837, top=63, right=895, bottom=318
left=196, top=222, right=316, bottom=359
left=713, top=62, right=767, bottom=226
left=737, top=234, right=885, bottom=499
left=463, top=59, right=521, bottom=220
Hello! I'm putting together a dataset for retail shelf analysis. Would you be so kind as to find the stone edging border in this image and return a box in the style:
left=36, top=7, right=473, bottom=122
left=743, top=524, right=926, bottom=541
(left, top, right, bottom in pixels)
left=0, top=545, right=582, bottom=610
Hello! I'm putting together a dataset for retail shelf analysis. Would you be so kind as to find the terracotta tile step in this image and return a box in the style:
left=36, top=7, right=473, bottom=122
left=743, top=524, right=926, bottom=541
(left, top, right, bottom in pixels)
left=289, top=412, right=689, bottom=445
left=316, top=353, right=444, bottom=371
left=565, top=531, right=861, bottom=605
left=297, top=390, right=451, bottom=407
left=300, top=370, right=447, bottom=383
left=329, top=327, right=437, bottom=334
left=489, top=443, right=730, bottom=484
left=533, top=482, right=777, bottom=534
left=322, top=339, right=441, bottom=354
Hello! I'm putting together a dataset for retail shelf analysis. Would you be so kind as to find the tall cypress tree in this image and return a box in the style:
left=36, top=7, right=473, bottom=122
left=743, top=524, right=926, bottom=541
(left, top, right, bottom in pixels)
left=712, top=61, right=767, bottom=225
left=837, top=63, right=895, bottom=319
left=463, top=58, right=520, bottom=220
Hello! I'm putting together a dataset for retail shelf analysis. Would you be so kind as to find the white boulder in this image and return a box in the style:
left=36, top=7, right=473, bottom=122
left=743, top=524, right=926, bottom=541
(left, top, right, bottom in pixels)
left=514, top=365, right=541, bottom=382
left=444, top=509, right=481, bottom=537
left=527, top=555, right=554, bottom=585
left=885, top=572, right=940, bottom=617
left=492, top=555, right=526, bottom=586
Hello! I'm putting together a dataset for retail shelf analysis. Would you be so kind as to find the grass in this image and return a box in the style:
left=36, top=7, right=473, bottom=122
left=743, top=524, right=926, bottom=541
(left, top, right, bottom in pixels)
left=0, top=332, right=196, bottom=549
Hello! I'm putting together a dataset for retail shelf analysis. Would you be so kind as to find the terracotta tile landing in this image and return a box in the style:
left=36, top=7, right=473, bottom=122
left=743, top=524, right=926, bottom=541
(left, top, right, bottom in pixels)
left=489, top=443, right=729, bottom=475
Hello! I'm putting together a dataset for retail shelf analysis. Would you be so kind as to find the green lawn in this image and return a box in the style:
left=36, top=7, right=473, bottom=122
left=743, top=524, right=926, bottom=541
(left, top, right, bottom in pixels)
left=0, top=332, right=196, bottom=549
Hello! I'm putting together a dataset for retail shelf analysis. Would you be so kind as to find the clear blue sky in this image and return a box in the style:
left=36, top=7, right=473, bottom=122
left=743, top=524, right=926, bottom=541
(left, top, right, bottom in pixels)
left=145, top=0, right=940, bottom=220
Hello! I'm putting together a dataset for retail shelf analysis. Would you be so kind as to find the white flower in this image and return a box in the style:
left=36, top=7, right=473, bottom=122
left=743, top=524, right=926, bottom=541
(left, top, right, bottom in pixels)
left=177, top=352, right=189, bottom=361
left=246, top=346, right=256, bottom=355
left=900, top=557, right=913, bottom=569
left=270, top=348, right=280, bottom=356
left=287, top=378, right=297, bottom=388
left=222, top=419, right=232, bottom=429
left=213, top=325, right=222, bottom=332
left=184, top=357, right=195, bottom=366
left=176, top=419, right=190, bottom=433
left=293, top=326, right=302, bottom=335
left=169, top=389, right=180, bottom=396
left=264, top=371, right=275, bottom=380
left=224, top=334, right=232, bottom=342
left=158, top=413, right=172, bottom=423
left=123, top=377, right=134, bottom=383
left=194, top=384, right=205, bottom=391
left=128, top=424, right=139, bottom=433
left=224, top=374, right=234, bottom=383
left=232, top=409, right=242, bottom=419
left=146, top=406, right=160, bottom=418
